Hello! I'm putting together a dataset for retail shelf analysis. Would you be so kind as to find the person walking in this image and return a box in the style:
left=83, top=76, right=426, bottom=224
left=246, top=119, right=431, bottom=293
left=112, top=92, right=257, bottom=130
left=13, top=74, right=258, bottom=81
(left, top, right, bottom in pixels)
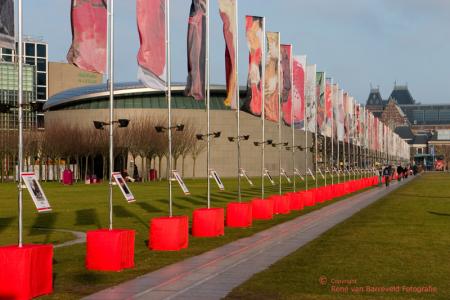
left=383, top=165, right=391, bottom=187
left=397, top=165, right=403, bottom=182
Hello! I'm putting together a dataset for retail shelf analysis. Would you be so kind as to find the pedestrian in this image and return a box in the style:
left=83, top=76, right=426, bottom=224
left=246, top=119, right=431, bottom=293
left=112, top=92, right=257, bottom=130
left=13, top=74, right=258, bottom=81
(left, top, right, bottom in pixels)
left=397, top=165, right=403, bottom=182
left=383, top=166, right=390, bottom=187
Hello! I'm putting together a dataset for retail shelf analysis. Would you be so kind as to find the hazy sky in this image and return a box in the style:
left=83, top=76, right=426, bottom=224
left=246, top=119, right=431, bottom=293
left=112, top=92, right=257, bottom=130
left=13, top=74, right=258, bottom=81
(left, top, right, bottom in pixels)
left=21, top=0, right=450, bottom=104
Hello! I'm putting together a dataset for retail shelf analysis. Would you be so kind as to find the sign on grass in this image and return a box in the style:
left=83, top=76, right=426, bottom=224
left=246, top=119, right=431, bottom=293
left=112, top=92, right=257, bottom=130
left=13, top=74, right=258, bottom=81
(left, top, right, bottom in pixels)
left=21, top=172, right=51, bottom=212
left=112, top=172, right=135, bottom=203
left=210, top=169, right=224, bottom=191
left=239, top=168, right=253, bottom=186
left=307, top=168, right=316, bottom=180
left=280, top=168, right=291, bottom=183
left=294, top=168, right=305, bottom=181
left=172, top=170, right=190, bottom=195
left=264, top=169, right=275, bottom=185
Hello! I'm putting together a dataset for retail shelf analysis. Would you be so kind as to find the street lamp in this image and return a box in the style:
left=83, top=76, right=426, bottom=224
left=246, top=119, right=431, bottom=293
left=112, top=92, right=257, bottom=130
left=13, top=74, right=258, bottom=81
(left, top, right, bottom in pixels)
left=196, top=131, right=221, bottom=140
left=155, top=123, right=184, bottom=133
left=253, top=139, right=273, bottom=147
left=228, top=134, right=250, bottom=201
left=93, top=119, right=130, bottom=130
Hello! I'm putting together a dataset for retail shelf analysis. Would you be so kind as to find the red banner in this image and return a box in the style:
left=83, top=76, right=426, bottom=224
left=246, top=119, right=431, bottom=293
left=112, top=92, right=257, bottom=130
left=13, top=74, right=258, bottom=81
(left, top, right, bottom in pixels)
left=137, top=0, right=166, bottom=90
left=67, top=0, right=107, bottom=74
left=243, top=16, right=263, bottom=116
left=293, top=56, right=306, bottom=129
left=281, top=44, right=292, bottom=125
left=264, top=32, right=280, bottom=122
left=185, top=0, right=207, bottom=100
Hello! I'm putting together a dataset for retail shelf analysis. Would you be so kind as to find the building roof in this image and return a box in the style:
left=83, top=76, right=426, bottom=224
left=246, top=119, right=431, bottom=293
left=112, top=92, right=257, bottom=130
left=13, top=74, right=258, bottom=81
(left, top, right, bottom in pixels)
left=412, top=134, right=429, bottom=145
left=389, top=85, right=415, bottom=105
left=366, top=88, right=383, bottom=107
left=394, top=126, right=415, bottom=142
left=44, top=82, right=246, bottom=111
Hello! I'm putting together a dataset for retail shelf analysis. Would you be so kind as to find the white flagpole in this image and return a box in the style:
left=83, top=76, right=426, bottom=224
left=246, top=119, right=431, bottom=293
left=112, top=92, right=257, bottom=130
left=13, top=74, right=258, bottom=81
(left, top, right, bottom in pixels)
left=290, top=48, right=295, bottom=192
left=315, top=76, right=318, bottom=189
left=18, top=0, right=24, bottom=247
left=331, top=83, right=334, bottom=185
left=166, top=0, right=173, bottom=217
left=261, top=18, right=266, bottom=199
left=305, top=81, right=308, bottom=190
left=278, top=36, right=282, bottom=196
left=235, top=1, right=241, bottom=202
left=206, top=0, right=211, bottom=209
left=107, top=0, right=115, bottom=230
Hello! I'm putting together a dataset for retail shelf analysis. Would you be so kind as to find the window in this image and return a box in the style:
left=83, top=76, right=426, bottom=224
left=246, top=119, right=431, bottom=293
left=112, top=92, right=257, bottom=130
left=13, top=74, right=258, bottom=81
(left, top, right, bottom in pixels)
left=417, top=148, right=423, bottom=154
left=2, top=55, right=12, bottom=62
left=439, top=110, right=450, bottom=121
left=2, top=48, right=12, bottom=55
left=412, top=110, right=424, bottom=123
left=36, top=44, right=46, bottom=58
left=25, top=43, right=35, bottom=56
left=424, top=110, right=439, bottom=122
left=37, top=87, right=46, bottom=100
left=25, top=57, right=35, bottom=66
left=37, top=73, right=46, bottom=86
left=37, top=59, right=46, bottom=72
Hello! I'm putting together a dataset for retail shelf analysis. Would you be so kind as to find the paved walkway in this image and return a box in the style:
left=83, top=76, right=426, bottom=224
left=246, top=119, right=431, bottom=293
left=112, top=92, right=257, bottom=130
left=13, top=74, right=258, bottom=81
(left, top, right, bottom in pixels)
left=84, top=178, right=413, bottom=300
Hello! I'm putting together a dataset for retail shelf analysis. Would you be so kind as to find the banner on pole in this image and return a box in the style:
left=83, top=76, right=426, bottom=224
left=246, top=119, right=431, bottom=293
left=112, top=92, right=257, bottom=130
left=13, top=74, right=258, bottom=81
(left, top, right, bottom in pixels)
left=185, top=0, right=207, bottom=100
left=172, top=170, right=190, bottom=195
left=264, top=32, right=280, bottom=122
left=316, top=72, right=326, bottom=135
left=210, top=169, right=225, bottom=191
left=21, top=173, right=52, bottom=213
left=337, top=89, right=345, bottom=141
left=112, top=172, right=135, bottom=203
left=305, top=65, right=317, bottom=133
left=243, top=15, right=264, bottom=116
left=0, top=0, right=14, bottom=49
left=239, top=168, right=253, bottom=186
left=324, top=78, right=333, bottom=137
left=293, top=55, right=306, bottom=130
left=219, top=0, right=238, bottom=108
left=67, top=0, right=107, bottom=74
left=137, top=0, right=166, bottom=90
left=280, top=44, right=293, bottom=125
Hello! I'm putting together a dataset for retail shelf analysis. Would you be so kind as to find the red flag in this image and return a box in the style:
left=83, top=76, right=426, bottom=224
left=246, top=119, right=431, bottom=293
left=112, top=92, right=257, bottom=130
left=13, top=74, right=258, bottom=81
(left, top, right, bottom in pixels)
left=264, top=32, right=280, bottom=122
left=185, top=0, right=207, bottom=100
left=67, top=0, right=107, bottom=74
left=137, top=0, right=166, bottom=90
left=293, top=56, right=306, bottom=129
left=218, top=0, right=237, bottom=109
left=243, top=16, right=263, bottom=116
left=280, top=44, right=292, bottom=125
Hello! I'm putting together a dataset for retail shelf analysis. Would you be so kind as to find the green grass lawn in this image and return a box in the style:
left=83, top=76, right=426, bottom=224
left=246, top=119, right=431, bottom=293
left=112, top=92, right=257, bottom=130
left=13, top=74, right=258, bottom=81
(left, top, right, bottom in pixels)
left=226, top=173, right=450, bottom=300
left=0, top=174, right=361, bottom=299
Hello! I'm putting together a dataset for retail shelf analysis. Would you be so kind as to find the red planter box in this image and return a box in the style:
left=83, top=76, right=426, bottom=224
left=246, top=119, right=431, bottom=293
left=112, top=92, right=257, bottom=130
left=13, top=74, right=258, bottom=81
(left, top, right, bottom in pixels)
left=302, top=190, right=315, bottom=206
left=288, top=192, right=303, bottom=211
left=252, top=198, right=274, bottom=220
left=86, top=229, right=135, bottom=271
left=272, top=195, right=291, bottom=214
left=0, top=244, right=53, bottom=300
left=149, top=216, right=189, bottom=251
left=314, top=187, right=326, bottom=203
left=226, top=202, right=252, bottom=228
left=192, top=208, right=224, bottom=237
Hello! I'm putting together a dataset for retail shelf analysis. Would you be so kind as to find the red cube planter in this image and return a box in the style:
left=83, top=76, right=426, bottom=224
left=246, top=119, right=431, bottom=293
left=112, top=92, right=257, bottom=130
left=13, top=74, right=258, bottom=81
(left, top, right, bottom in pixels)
left=272, top=195, right=291, bottom=214
left=86, top=229, right=135, bottom=271
left=149, top=216, right=189, bottom=251
left=288, top=192, right=303, bottom=211
left=0, top=244, right=53, bottom=300
left=192, top=208, right=224, bottom=237
left=251, top=198, right=274, bottom=220
left=226, top=202, right=252, bottom=228
left=302, top=190, right=315, bottom=207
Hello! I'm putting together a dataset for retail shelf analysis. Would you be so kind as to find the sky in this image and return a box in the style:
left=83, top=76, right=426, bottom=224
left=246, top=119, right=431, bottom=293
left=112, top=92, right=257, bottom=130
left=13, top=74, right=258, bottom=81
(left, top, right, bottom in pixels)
left=21, top=0, right=450, bottom=105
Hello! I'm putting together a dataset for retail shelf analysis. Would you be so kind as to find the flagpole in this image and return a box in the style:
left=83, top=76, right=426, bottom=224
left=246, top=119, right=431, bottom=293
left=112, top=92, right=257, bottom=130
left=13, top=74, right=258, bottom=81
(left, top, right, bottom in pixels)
left=315, top=78, right=318, bottom=189
left=278, top=36, right=282, bottom=196
left=290, top=50, right=295, bottom=192
left=107, top=0, right=115, bottom=230
left=206, top=0, right=211, bottom=209
left=18, top=0, right=24, bottom=247
left=305, top=79, right=308, bottom=190
left=166, top=0, right=173, bottom=217
left=235, top=0, right=241, bottom=202
left=331, top=85, right=334, bottom=185
left=261, top=18, right=266, bottom=199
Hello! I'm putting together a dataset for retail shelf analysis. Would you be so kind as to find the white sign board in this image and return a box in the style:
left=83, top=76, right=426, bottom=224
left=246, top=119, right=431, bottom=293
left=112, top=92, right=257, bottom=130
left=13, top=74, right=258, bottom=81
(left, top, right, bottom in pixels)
left=173, top=170, right=190, bottom=195
left=239, top=168, right=253, bottom=186
left=210, top=169, right=225, bottom=191
left=294, top=168, right=305, bottom=181
left=264, top=169, right=275, bottom=185
left=112, top=172, right=135, bottom=203
left=21, top=172, right=51, bottom=212
left=280, top=168, right=291, bottom=183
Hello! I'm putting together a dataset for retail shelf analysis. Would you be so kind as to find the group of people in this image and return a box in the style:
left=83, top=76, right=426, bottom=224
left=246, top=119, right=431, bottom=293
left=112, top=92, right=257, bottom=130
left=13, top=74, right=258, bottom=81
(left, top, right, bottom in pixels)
left=380, top=163, right=418, bottom=187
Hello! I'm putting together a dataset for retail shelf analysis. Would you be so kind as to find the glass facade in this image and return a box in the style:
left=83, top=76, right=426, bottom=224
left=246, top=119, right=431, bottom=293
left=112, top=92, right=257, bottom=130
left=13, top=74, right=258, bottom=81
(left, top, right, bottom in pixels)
left=1, top=39, right=48, bottom=129
left=0, top=63, right=36, bottom=129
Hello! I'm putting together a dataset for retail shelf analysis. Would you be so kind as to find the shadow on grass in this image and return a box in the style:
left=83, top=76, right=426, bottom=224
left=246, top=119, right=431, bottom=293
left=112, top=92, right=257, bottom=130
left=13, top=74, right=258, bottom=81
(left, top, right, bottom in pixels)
left=428, top=211, right=450, bottom=217
left=75, top=209, right=101, bottom=228
left=113, top=205, right=148, bottom=228
left=155, top=199, right=189, bottom=210
left=0, top=217, right=15, bottom=234
left=29, top=212, right=59, bottom=244
left=136, top=202, right=163, bottom=213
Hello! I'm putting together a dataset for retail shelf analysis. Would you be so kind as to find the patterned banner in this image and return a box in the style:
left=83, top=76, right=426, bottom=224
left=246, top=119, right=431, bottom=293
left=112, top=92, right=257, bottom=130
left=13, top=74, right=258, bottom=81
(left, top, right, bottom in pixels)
left=281, top=44, right=292, bottom=125
left=343, top=92, right=350, bottom=143
left=185, top=0, right=207, bottom=100
left=67, top=0, right=107, bottom=74
left=293, top=55, right=306, bottom=130
left=316, top=72, right=326, bottom=135
left=0, top=0, right=14, bottom=49
left=337, top=89, right=345, bottom=141
left=218, top=0, right=238, bottom=108
left=264, top=32, right=280, bottom=122
left=305, top=64, right=317, bottom=133
left=243, top=16, right=264, bottom=116
left=332, top=84, right=339, bottom=140
left=324, top=78, right=332, bottom=137
left=137, top=0, right=166, bottom=90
